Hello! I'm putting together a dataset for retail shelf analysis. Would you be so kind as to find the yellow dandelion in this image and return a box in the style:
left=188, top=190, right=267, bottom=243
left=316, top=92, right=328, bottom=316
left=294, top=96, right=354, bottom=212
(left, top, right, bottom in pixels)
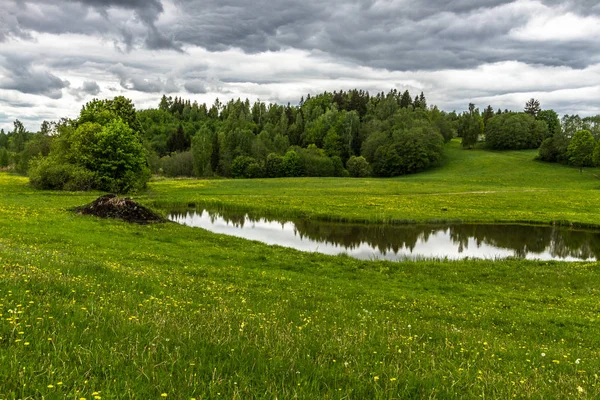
left=161, top=394, right=168, bottom=398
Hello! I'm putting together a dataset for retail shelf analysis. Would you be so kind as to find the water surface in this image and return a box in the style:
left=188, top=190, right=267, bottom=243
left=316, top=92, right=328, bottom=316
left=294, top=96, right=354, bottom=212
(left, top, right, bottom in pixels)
left=168, top=209, right=600, bottom=262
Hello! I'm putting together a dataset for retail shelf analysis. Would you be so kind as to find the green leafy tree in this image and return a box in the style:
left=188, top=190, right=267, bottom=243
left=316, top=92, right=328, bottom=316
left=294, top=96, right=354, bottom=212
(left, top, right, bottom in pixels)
left=281, top=150, right=302, bottom=177
left=0, top=148, right=9, bottom=168
left=191, top=126, right=214, bottom=177
left=485, top=112, right=548, bottom=150
left=459, top=104, right=483, bottom=149
left=265, top=153, right=284, bottom=178
left=537, top=109, right=561, bottom=135
left=70, top=119, right=150, bottom=192
left=567, top=130, right=595, bottom=171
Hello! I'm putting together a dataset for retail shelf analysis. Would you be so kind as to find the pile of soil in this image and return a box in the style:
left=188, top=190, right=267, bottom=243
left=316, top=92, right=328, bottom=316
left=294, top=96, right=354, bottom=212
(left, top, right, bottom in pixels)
left=73, top=194, right=166, bottom=224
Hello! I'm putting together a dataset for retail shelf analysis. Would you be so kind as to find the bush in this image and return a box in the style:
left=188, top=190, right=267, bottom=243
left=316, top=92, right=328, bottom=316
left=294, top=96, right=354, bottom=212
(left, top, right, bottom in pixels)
left=299, top=147, right=335, bottom=177
left=246, top=161, right=265, bottom=178
left=265, top=153, right=284, bottom=178
left=28, top=98, right=150, bottom=194
left=70, top=119, right=150, bottom=192
left=567, top=130, right=595, bottom=169
left=331, top=156, right=347, bottom=177
left=281, top=150, right=302, bottom=177
left=0, top=148, right=9, bottom=168
left=346, top=156, right=371, bottom=177
left=231, top=156, right=258, bottom=178
left=29, top=157, right=95, bottom=191
left=485, top=113, right=548, bottom=150
left=372, top=129, right=444, bottom=177
left=537, top=135, right=569, bottom=164
left=159, top=151, right=195, bottom=177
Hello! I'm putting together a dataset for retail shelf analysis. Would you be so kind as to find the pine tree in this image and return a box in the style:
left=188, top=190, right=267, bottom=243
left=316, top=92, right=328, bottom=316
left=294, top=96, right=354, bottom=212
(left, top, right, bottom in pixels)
left=418, top=92, right=427, bottom=109
left=400, top=90, right=412, bottom=108
left=483, top=105, right=495, bottom=126
left=524, top=98, right=541, bottom=117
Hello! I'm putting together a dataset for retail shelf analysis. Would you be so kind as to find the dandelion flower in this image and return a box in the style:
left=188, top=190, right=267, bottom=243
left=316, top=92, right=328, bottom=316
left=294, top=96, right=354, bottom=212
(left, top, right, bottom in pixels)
left=161, top=394, right=168, bottom=398
left=541, top=353, right=546, bottom=357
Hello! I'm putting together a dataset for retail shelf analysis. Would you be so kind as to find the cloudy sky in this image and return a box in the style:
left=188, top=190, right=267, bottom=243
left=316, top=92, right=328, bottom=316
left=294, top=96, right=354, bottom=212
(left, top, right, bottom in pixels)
left=1, top=0, right=599, bottom=131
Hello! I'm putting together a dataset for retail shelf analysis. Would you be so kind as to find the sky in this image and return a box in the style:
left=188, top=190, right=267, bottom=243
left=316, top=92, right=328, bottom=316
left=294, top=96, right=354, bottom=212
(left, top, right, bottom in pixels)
left=1, top=0, right=600, bottom=132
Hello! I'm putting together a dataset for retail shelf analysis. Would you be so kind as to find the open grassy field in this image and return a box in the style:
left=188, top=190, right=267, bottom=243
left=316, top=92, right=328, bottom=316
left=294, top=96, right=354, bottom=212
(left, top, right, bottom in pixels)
left=147, top=141, right=600, bottom=227
left=1, top=142, right=600, bottom=399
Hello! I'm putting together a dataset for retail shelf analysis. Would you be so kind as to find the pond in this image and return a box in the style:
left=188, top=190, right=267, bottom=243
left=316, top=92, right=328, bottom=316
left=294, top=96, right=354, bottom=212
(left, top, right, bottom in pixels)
left=168, top=208, right=600, bottom=262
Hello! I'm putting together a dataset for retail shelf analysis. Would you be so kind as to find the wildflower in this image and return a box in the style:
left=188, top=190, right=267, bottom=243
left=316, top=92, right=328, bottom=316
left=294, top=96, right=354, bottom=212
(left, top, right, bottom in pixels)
left=48, top=385, right=54, bottom=388
left=575, top=359, right=581, bottom=364
left=541, top=353, right=546, bottom=357
left=374, top=376, right=379, bottom=381
left=577, top=386, right=585, bottom=393
left=161, top=394, right=168, bottom=398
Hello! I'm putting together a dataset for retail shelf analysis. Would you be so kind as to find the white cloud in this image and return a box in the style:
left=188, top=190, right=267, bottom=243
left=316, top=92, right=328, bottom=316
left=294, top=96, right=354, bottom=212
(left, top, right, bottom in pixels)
left=511, top=4, right=600, bottom=41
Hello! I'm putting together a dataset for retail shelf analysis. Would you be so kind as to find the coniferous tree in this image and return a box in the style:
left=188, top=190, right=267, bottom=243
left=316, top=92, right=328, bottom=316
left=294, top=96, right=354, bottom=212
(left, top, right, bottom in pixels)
left=524, top=98, right=541, bottom=117
left=400, top=90, right=412, bottom=108
left=418, top=92, right=427, bottom=109
left=483, top=105, right=495, bottom=126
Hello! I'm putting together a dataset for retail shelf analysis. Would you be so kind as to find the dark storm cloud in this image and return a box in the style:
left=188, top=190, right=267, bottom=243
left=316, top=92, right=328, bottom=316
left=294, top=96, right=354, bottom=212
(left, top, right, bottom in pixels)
left=2, top=0, right=181, bottom=51
left=109, top=63, right=179, bottom=93
left=0, top=56, right=69, bottom=99
left=4, top=0, right=600, bottom=69
left=184, top=80, right=208, bottom=94
left=74, top=81, right=101, bottom=97
left=168, top=0, right=600, bottom=70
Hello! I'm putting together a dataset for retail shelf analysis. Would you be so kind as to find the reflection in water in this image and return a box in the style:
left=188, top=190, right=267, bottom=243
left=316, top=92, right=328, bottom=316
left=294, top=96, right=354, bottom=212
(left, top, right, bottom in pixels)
left=168, top=209, right=600, bottom=262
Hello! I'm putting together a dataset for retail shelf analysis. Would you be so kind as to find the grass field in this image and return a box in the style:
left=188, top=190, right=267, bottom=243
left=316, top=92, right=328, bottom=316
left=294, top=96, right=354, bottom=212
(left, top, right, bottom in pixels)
left=1, top=141, right=600, bottom=399
left=147, top=141, right=600, bottom=227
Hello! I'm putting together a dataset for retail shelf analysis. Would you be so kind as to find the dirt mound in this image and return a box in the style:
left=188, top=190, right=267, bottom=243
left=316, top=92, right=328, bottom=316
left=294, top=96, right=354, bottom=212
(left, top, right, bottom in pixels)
left=73, top=194, right=166, bottom=224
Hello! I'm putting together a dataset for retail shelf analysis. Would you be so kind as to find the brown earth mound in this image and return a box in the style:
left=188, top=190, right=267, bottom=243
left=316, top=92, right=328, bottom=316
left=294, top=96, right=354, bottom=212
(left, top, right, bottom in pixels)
left=73, top=194, right=166, bottom=224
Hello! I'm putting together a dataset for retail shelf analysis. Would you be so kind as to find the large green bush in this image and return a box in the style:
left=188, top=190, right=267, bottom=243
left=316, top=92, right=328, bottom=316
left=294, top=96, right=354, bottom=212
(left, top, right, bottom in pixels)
left=159, top=151, right=195, bottom=177
left=485, top=113, right=549, bottom=150
left=346, top=156, right=371, bottom=177
left=29, top=157, right=95, bottom=191
left=29, top=97, right=150, bottom=193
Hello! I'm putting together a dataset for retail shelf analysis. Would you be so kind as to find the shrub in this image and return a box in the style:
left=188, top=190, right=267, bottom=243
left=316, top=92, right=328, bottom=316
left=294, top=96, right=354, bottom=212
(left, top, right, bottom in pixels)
left=29, top=157, right=95, bottom=191
left=231, top=156, right=258, bottom=178
left=281, top=150, right=302, bottom=177
left=372, top=129, right=444, bottom=177
left=567, top=130, right=595, bottom=169
left=346, top=156, right=371, bottom=177
left=159, top=151, right=195, bottom=177
left=485, top=113, right=548, bottom=150
left=265, top=153, right=284, bottom=178
left=299, top=147, right=335, bottom=177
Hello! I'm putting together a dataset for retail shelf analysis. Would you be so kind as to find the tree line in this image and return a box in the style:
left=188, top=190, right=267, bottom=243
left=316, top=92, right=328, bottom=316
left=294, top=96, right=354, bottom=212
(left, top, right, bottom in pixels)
left=1, top=90, right=598, bottom=193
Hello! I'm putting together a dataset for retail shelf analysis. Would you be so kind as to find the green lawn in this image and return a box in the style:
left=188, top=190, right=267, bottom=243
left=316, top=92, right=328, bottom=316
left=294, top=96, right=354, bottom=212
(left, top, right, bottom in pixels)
left=0, top=142, right=599, bottom=399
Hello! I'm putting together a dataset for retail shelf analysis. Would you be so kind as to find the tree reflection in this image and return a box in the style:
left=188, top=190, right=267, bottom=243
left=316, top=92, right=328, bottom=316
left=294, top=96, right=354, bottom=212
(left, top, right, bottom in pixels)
left=171, top=209, right=599, bottom=261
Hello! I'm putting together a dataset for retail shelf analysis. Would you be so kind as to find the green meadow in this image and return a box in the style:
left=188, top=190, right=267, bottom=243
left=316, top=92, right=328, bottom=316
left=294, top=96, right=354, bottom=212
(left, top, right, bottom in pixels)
left=1, top=141, right=600, bottom=399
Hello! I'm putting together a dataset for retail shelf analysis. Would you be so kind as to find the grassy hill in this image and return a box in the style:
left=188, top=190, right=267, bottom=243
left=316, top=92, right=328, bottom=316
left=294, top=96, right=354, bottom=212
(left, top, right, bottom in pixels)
left=0, top=142, right=599, bottom=399
left=147, top=140, right=600, bottom=227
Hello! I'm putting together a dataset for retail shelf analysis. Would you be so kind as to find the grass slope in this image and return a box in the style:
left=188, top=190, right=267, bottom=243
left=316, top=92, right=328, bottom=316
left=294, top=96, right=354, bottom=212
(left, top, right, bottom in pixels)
left=147, top=140, right=600, bottom=227
left=0, top=143, right=599, bottom=399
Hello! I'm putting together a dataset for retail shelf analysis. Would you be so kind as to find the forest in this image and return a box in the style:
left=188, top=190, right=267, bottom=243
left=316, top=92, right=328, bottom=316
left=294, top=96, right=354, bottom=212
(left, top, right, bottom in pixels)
left=1, top=90, right=599, bottom=192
